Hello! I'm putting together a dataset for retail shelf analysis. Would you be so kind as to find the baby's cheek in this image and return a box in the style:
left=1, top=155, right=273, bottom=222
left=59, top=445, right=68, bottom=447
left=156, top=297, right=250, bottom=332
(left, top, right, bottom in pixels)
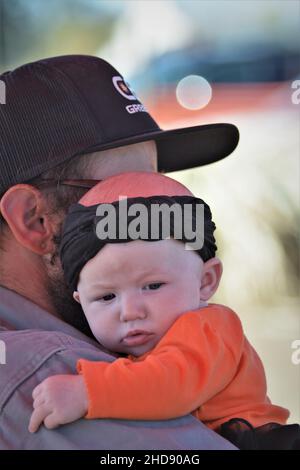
left=87, top=315, right=105, bottom=339
left=162, top=291, right=197, bottom=318
left=179, top=282, right=201, bottom=309
left=94, top=315, right=118, bottom=346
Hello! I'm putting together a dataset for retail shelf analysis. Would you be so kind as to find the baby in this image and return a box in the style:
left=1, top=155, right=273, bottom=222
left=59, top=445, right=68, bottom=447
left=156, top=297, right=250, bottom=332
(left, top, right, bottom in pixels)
left=28, top=171, right=299, bottom=449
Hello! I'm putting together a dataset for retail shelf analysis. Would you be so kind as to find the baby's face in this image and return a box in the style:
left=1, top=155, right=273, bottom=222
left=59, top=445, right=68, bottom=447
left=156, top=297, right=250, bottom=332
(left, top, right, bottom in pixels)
left=75, top=239, right=207, bottom=357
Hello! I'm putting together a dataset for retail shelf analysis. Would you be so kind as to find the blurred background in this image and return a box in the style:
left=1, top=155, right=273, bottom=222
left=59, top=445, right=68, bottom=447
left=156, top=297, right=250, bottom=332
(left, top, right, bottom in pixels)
left=0, top=0, right=299, bottom=422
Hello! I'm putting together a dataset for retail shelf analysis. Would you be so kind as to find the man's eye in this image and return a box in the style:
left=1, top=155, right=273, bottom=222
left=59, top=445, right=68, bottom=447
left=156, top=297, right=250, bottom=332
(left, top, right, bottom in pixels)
left=99, top=293, right=115, bottom=302
left=144, top=283, right=164, bottom=291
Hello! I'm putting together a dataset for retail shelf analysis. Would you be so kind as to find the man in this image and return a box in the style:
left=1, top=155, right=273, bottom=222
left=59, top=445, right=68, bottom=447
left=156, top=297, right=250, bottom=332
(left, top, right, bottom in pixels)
left=0, top=55, right=239, bottom=449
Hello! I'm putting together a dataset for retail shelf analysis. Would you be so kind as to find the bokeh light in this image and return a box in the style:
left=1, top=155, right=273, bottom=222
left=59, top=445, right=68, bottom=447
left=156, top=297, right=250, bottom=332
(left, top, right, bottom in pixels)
left=176, top=75, right=212, bottom=110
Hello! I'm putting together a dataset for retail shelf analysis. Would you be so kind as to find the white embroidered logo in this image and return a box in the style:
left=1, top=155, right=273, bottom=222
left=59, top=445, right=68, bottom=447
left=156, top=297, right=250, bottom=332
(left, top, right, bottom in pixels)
left=112, top=76, right=137, bottom=101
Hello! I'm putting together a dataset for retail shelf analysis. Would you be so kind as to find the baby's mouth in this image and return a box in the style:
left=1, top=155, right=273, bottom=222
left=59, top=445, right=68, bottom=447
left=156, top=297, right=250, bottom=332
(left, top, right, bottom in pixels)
left=121, top=330, right=154, bottom=347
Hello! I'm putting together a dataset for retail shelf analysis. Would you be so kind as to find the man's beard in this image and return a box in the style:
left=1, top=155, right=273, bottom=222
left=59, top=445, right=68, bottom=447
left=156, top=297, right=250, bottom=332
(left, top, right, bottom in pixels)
left=43, top=235, right=94, bottom=338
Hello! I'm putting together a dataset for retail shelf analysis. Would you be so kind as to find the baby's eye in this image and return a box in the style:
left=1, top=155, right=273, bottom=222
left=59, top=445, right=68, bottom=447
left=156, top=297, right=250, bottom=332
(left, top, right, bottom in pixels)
left=99, top=293, right=116, bottom=302
left=144, top=283, right=164, bottom=291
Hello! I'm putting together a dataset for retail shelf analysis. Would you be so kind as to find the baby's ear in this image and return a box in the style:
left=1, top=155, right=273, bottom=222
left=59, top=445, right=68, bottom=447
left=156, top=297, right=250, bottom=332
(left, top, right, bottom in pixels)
left=73, top=291, right=81, bottom=304
left=200, top=257, right=223, bottom=301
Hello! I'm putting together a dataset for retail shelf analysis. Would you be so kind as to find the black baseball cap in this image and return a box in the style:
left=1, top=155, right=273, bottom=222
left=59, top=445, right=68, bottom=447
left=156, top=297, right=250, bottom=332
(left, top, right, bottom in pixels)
left=0, top=55, right=239, bottom=194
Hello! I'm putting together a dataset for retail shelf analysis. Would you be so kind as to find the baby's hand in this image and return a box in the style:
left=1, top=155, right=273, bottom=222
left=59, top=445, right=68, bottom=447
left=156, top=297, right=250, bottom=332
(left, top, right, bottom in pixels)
left=28, top=374, right=88, bottom=433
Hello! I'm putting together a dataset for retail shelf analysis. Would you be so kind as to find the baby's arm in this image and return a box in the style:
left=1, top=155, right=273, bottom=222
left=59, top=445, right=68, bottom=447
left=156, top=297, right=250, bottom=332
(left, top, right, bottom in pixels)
left=28, top=374, right=88, bottom=433
left=79, top=306, right=244, bottom=420
left=29, top=306, right=244, bottom=430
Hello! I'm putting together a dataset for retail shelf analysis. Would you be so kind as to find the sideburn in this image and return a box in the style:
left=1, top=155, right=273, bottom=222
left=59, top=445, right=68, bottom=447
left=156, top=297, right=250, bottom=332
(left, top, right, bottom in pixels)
left=44, top=229, right=95, bottom=338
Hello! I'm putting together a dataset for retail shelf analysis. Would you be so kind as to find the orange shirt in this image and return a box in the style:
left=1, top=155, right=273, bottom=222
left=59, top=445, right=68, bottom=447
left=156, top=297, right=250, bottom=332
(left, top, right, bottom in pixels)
left=77, top=304, right=289, bottom=430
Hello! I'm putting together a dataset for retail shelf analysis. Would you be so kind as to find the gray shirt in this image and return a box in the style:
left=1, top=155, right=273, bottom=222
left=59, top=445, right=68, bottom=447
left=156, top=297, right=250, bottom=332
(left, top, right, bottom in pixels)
left=0, top=286, right=236, bottom=450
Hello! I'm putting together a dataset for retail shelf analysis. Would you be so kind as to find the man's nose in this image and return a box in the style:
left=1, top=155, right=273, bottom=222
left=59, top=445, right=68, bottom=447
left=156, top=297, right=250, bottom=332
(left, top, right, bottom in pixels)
left=120, top=293, right=147, bottom=322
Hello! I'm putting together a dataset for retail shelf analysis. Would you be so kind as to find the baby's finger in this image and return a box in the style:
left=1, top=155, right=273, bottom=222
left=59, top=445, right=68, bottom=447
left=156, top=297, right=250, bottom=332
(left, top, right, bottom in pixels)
left=33, top=395, right=45, bottom=409
left=44, top=413, right=60, bottom=430
left=28, top=404, right=50, bottom=433
left=32, top=384, right=43, bottom=400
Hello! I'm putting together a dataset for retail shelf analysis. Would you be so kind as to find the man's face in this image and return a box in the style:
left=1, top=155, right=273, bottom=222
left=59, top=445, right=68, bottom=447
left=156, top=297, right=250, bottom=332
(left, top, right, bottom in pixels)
left=44, top=141, right=158, bottom=334
left=75, top=239, right=204, bottom=357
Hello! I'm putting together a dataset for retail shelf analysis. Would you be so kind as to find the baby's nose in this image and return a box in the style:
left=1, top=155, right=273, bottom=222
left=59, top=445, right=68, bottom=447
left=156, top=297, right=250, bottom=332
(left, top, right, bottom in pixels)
left=120, top=294, right=147, bottom=322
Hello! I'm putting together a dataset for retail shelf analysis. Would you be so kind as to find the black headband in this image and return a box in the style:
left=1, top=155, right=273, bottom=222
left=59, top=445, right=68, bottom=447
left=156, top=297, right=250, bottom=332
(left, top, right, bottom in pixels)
left=60, top=195, right=217, bottom=291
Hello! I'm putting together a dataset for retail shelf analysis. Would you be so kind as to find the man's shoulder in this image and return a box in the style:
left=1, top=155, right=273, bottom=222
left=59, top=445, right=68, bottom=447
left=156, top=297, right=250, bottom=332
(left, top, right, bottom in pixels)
left=0, top=328, right=113, bottom=410
left=0, top=327, right=114, bottom=369
left=0, top=327, right=94, bottom=357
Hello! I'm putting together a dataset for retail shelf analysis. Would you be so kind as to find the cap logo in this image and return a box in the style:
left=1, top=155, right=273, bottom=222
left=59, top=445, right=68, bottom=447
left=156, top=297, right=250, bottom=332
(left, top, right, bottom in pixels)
left=112, top=76, right=137, bottom=101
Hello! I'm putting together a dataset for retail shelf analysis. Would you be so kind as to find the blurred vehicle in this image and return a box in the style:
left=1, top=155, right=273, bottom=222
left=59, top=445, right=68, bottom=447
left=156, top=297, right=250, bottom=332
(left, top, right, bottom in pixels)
left=133, top=42, right=299, bottom=89
left=131, top=43, right=299, bottom=126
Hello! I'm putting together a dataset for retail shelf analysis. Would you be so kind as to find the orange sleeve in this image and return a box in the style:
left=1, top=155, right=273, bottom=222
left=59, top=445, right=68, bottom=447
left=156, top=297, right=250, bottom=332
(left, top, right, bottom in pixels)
left=77, top=305, right=244, bottom=420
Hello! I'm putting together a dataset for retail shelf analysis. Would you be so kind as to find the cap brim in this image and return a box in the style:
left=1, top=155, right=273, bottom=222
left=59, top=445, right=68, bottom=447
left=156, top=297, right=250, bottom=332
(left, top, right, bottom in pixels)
left=83, top=123, right=239, bottom=173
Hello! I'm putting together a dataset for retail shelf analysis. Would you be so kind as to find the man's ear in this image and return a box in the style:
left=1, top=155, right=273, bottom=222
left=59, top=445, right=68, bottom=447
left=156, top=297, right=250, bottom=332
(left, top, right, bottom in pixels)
left=0, top=184, right=55, bottom=255
left=73, top=291, right=81, bottom=304
left=200, top=257, right=223, bottom=301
